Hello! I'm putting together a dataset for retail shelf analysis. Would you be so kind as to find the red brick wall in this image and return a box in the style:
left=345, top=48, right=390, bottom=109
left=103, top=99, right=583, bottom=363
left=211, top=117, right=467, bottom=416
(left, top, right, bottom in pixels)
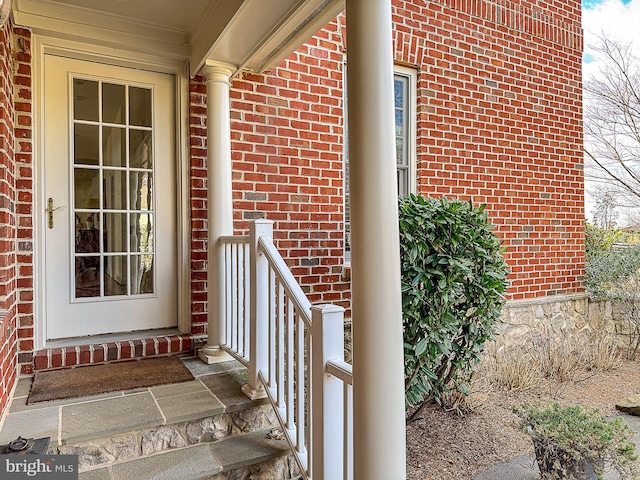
left=13, top=28, right=33, bottom=373
left=189, top=78, right=209, bottom=335
left=0, top=20, right=17, bottom=421
left=187, top=0, right=584, bottom=310
left=188, top=20, right=352, bottom=323
left=400, top=0, right=584, bottom=299
left=8, top=0, right=585, bottom=379
left=228, top=23, right=350, bottom=309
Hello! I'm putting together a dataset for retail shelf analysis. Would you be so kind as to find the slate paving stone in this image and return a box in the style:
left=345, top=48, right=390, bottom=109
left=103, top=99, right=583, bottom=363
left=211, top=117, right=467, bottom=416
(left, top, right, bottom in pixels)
left=156, top=390, right=225, bottom=424
left=151, top=379, right=208, bottom=400
left=61, top=392, right=163, bottom=444
left=14, top=377, right=33, bottom=398
left=210, top=429, right=289, bottom=471
left=0, top=406, right=60, bottom=448
left=182, top=357, right=244, bottom=378
left=10, top=391, right=124, bottom=414
left=110, top=444, right=222, bottom=480
left=79, top=467, right=112, bottom=480
left=473, top=455, right=539, bottom=480
left=0, top=358, right=283, bottom=479
left=200, top=370, right=268, bottom=412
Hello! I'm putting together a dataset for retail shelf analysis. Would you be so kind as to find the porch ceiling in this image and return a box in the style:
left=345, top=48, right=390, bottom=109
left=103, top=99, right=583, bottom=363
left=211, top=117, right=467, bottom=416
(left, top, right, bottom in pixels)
left=12, top=0, right=343, bottom=76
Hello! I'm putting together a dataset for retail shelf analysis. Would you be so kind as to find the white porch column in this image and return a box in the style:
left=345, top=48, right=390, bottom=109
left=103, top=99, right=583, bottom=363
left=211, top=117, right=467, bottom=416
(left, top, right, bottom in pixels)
left=199, top=62, right=236, bottom=364
left=346, top=1, right=407, bottom=479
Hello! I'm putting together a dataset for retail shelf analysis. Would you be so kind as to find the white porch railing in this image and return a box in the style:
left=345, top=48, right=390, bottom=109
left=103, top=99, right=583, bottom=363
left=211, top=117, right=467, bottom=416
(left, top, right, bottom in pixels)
left=219, top=219, right=353, bottom=480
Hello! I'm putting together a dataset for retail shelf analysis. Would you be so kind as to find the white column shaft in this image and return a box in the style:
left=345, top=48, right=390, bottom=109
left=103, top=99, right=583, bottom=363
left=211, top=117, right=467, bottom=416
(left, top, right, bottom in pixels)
left=346, top=0, right=407, bottom=478
left=200, top=64, right=235, bottom=363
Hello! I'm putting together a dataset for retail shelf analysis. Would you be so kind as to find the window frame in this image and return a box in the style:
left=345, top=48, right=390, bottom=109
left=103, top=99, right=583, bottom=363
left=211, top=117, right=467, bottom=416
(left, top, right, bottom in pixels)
left=343, top=65, right=417, bottom=263
left=393, top=66, right=417, bottom=198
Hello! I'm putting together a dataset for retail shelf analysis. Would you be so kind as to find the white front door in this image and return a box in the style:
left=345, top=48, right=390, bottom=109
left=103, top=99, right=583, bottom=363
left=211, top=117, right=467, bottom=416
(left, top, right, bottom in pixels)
left=44, top=55, right=177, bottom=340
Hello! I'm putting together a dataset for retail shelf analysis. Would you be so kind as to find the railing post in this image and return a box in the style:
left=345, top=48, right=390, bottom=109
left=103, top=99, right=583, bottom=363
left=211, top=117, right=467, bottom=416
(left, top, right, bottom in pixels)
left=241, top=219, right=272, bottom=400
left=311, top=304, right=346, bottom=480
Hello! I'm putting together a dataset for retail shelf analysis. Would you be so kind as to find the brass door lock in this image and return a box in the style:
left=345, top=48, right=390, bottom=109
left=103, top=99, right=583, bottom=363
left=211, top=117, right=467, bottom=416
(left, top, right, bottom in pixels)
left=47, top=198, right=66, bottom=229
left=47, top=197, right=54, bottom=228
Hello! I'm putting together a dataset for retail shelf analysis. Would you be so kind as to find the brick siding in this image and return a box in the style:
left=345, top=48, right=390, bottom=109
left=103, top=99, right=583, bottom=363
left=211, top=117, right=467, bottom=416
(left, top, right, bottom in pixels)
left=13, top=28, right=33, bottom=374
left=189, top=77, right=209, bottom=336
left=192, top=0, right=584, bottom=306
left=406, top=0, right=584, bottom=298
left=1, top=0, right=585, bottom=418
left=0, top=20, right=17, bottom=421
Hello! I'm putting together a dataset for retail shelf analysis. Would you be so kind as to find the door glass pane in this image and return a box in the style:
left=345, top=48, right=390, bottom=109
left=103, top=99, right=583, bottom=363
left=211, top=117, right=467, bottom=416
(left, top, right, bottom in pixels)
left=104, top=256, right=128, bottom=296
left=103, top=127, right=126, bottom=167
left=131, top=213, right=153, bottom=253
left=73, top=79, right=99, bottom=122
left=130, top=171, right=153, bottom=210
left=103, top=170, right=127, bottom=210
left=74, top=168, right=100, bottom=209
left=130, top=130, right=152, bottom=168
left=74, top=124, right=99, bottom=165
left=103, top=213, right=127, bottom=253
left=76, top=256, right=101, bottom=298
left=75, top=212, right=100, bottom=254
left=129, top=87, right=152, bottom=127
left=71, top=77, right=156, bottom=300
left=131, top=255, right=154, bottom=295
left=102, top=83, right=126, bottom=124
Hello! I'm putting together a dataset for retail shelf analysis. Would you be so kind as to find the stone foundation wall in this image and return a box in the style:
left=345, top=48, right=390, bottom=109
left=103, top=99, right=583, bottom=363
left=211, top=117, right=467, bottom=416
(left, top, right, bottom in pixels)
left=491, top=294, right=596, bottom=350
left=587, top=298, right=640, bottom=358
left=59, top=405, right=281, bottom=472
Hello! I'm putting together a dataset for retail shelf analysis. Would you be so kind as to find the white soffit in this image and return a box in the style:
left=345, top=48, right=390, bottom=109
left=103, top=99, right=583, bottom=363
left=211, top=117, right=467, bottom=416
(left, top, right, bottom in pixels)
left=193, top=0, right=344, bottom=76
left=13, top=0, right=217, bottom=60
left=13, top=0, right=344, bottom=76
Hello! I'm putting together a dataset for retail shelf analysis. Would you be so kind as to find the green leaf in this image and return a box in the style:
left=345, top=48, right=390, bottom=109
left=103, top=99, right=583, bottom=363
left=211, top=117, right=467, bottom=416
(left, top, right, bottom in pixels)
left=399, top=194, right=509, bottom=415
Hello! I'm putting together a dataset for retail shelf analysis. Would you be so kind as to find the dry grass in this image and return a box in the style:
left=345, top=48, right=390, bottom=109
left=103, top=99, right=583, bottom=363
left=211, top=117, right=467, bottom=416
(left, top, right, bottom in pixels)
left=406, top=325, right=635, bottom=479
left=476, top=328, right=623, bottom=400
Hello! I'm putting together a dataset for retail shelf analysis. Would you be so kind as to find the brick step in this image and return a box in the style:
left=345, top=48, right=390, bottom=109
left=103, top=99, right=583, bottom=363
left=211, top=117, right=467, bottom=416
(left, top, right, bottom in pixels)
left=31, top=332, right=198, bottom=372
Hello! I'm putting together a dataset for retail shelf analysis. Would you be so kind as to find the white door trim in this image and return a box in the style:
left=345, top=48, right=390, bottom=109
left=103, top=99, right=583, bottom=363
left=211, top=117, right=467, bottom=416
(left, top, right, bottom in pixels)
left=32, top=35, right=191, bottom=349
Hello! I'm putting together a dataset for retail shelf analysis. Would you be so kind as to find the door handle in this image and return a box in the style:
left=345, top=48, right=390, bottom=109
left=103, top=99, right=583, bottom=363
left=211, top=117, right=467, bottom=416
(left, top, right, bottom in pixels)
left=47, top=198, right=66, bottom=229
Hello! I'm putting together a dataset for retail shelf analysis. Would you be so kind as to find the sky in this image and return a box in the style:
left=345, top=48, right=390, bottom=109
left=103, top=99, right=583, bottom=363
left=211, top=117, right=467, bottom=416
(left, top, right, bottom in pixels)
left=583, top=0, right=640, bottom=75
left=581, top=0, right=640, bottom=222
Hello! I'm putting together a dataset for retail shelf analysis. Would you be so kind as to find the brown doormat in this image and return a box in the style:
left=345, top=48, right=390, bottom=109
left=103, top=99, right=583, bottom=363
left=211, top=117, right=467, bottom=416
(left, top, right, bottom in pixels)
left=27, top=356, right=194, bottom=404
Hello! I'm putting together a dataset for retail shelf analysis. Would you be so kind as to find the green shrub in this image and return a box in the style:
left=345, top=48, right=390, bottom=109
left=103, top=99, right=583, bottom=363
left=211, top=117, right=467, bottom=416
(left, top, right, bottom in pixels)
left=585, top=222, right=620, bottom=256
left=514, top=402, right=638, bottom=479
left=399, top=195, right=508, bottom=419
left=585, top=246, right=640, bottom=297
left=585, top=228, right=640, bottom=359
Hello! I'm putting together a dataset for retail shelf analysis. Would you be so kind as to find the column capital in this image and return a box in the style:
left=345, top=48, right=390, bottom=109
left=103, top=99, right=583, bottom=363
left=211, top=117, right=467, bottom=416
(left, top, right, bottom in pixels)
left=202, top=61, right=237, bottom=82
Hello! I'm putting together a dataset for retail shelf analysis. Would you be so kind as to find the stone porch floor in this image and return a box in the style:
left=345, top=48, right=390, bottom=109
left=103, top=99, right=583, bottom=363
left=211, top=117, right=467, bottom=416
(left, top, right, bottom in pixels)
left=0, top=357, right=293, bottom=479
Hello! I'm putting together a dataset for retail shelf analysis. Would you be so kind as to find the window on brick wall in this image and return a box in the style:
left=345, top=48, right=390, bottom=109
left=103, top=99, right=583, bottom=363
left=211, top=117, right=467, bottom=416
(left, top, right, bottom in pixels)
left=344, top=66, right=416, bottom=261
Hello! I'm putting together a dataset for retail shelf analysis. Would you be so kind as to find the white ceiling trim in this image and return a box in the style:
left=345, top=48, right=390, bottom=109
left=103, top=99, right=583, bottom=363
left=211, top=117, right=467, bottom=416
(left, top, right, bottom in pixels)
left=247, top=0, right=344, bottom=73
left=191, top=0, right=345, bottom=77
left=14, top=0, right=191, bottom=60
left=13, top=0, right=345, bottom=78
left=14, top=0, right=190, bottom=39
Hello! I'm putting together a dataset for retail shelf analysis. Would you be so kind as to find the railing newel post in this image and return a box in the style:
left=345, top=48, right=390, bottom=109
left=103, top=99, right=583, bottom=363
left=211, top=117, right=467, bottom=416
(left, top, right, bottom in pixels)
left=311, top=304, right=346, bottom=480
left=241, top=219, right=272, bottom=400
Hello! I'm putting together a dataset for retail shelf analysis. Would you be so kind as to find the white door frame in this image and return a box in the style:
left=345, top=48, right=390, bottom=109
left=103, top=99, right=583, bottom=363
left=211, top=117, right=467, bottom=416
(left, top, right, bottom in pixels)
left=32, top=35, right=191, bottom=349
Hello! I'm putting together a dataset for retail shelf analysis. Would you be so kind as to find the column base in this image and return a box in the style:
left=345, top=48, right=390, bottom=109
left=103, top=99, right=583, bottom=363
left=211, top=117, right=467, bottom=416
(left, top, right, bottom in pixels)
left=198, top=346, right=234, bottom=365
left=241, top=383, right=268, bottom=400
